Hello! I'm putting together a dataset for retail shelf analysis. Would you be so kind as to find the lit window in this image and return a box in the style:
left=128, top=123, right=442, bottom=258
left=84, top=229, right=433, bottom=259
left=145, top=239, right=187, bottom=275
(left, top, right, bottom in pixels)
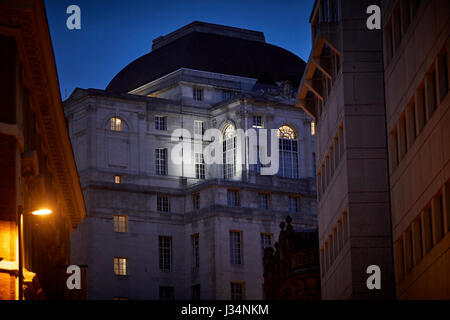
left=260, top=233, right=273, bottom=258
left=110, top=117, right=122, bottom=131
left=155, top=116, right=167, bottom=131
left=193, top=87, right=203, bottom=101
left=157, top=196, right=169, bottom=212
left=289, top=196, right=299, bottom=213
left=311, top=121, right=316, bottom=135
left=159, top=286, right=174, bottom=300
left=155, top=148, right=167, bottom=175
left=159, top=236, right=172, bottom=270
left=194, top=120, right=204, bottom=136
left=114, top=175, right=121, bottom=184
left=113, top=215, right=128, bottom=233
left=259, top=193, right=269, bottom=209
left=192, top=193, right=200, bottom=210
left=227, top=190, right=239, bottom=207
left=113, top=297, right=129, bottom=300
left=230, top=231, right=242, bottom=265
left=278, top=126, right=299, bottom=178
left=192, top=234, right=199, bottom=269
left=114, top=257, right=128, bottom=275
left=252, top=115, right=263, bottom=128
left=230, top=282, right=245, bottom=300
left=195, top=153, right=205, bottom=179
left=223, top=124, right=236, bottom=179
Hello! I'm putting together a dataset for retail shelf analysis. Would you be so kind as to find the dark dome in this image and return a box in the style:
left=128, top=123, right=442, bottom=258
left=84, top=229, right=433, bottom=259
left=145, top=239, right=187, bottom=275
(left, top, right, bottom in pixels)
left=106, top=30, right=306, bottom=93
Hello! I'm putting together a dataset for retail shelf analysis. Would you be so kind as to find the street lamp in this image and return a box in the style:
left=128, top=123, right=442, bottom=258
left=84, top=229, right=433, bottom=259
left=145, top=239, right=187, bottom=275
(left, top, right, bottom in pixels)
left=17, top=205, right=52, bottom=300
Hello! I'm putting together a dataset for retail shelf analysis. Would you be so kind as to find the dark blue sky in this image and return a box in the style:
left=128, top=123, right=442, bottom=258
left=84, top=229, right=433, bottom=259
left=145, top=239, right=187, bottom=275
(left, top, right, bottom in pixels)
left=44, top=0, right=314, bottom=98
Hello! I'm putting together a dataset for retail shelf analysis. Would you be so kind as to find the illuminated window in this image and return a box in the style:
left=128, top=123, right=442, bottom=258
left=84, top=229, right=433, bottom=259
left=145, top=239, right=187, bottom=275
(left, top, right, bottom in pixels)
left=311, top=121, right=316, bottom=135
left=223, top=124, right=236, bottom=179
left=155, top=148, right=167, bottom=175
left=110, top=117, right=122, bottom=131
left=157, top=196, right=169, bottom=212
left=193, top=87, right=203, bottom=101
left=159, top=236, right=172, bottom=270
left=159, top=286, right=174, bottom=300
left=113, top=215, right=128, bottom=233
left=260, top=233, right=272, bottom=258
left=155, top=115, right=167, bottom=130
left=195, top=153, right=205, bottom=179
left=289, top=196, right=299, bottom=212
left=114, top=257, right=128, bottom=275
left=227, top=190, right=239, bottom=207
left=194, top=120, right=204, bottom=136
left=192, top=193, right=200, bottom=210
left=114, top=175, right=121, bottom=184
left=230, top=231, right=242, bottom=265
left=252, top=115, right=263, bottom=128
left=113, top=297, right=129, bottom=300
left=192, top=234, right=199, bottom=269
left=278, top=126, right=299, bottom=178
left=259, top=193, right=269, bottom=209
left=230, top=282, right=245, bottom=300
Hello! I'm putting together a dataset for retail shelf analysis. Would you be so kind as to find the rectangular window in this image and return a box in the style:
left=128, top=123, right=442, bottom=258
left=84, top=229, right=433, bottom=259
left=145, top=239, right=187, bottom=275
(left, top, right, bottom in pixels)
left=416, top=85, right=427, bottom=132
left=227, top=190, right=240, bottom=207
left=222, top=90, right=233, bottom=101
left=258, top=193, right=269, bottom=209
left=157, top=195, right=170, bottom=212
left=405, top=228, right=414, bottom=272
left=438, top=50, right=448, bottom=102
left=260, top=233, right=272, bottom=258
left=159, top=286, right=174, bottom=300
left=311, top=121, right=316, bottom=136
left=192, top=193, right=200, bottom=210
left=390, top=129, right=399, bottom=170
left=399, top=115, right=408, bottom=159
left=155, top=148, right=167, bottom=175
left=412, top=218, right=423, bottom=263
left=230, top=231, right=242, bottom=265
left=427, top=69, right=437, bottom=117
left=289, top=196, right=299, bottom=213
left=192, top=234, right=199, bottom=269
left=192, top=285, right=200, bottom=300
left=230, top=282, right=245, bottom=300
left=193, top=87, right=203, bottom=101
left=433, top=194, right=445, bottom=243
left=194, top=120, right=204, bottom=136
left=113, top=215, right=128, bottom=233
left=114, top=257, right=128, bottom=276
left=159, top=236, right=172, bottom=270
left=155, top=115, right=167, bottom=131
left=110, top=117, right=122, bottom=131
left=407, top=101, right=417, bottom=147
left=114, top=175, right=122, bottom=184
left=423, top=207, right=433, bottom=253
left=252, top=115, right=263, bottom=128
left=195, top=153, right=205, bottom=179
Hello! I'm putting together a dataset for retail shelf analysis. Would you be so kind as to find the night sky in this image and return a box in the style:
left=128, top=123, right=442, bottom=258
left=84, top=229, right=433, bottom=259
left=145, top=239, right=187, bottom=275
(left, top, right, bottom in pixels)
left=44, top=0, right=314, bottom=98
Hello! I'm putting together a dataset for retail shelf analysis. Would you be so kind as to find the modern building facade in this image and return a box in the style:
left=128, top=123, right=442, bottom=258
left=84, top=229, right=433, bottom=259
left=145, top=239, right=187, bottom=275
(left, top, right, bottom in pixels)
left=297, top=0, right=449, bottom=300
left=382, top=0, right=449, bottom=299
left=65, top=22, right=317, bottom=300
left=296, top=0, right=395, bottom=299
left=0, top=0, right=86, bottom=300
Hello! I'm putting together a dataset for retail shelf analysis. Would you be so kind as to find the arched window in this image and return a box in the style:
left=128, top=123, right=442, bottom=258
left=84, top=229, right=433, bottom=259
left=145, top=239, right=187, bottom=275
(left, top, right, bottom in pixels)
left=278, top=125, right=299, bottom=178
left=223, top=124, right=236, bottom=179
left=110, top=117, right=122, bottom=132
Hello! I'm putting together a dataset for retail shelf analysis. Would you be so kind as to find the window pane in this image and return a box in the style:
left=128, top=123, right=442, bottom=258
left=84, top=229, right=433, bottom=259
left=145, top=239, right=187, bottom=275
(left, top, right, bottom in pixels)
left=159, top=236, right=172, bottom=270
left=230, top=231, right=242, bottom=265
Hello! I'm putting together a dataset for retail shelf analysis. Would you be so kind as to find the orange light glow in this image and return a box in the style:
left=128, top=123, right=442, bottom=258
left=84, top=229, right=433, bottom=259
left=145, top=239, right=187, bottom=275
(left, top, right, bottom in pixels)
left=31, top=209, right=52, bottom=216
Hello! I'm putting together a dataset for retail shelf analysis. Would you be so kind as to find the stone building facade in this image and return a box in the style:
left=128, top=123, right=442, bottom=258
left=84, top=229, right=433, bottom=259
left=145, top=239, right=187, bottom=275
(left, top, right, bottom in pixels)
left=382, top=0, right=449, bottom=299
left=296, top=0, right=395, bottom=299
left=263, top=216, right=321, bottom=300
left=297, top=0, right=449, bottom=300
left=65, top=22, right=317, bottom=300
left=0, top=0, right=86, bottom=300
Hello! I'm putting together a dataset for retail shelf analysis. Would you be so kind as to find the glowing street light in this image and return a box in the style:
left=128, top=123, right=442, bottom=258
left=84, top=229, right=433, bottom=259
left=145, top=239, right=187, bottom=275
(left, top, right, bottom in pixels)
left=17, top=205, right=53, bottom=300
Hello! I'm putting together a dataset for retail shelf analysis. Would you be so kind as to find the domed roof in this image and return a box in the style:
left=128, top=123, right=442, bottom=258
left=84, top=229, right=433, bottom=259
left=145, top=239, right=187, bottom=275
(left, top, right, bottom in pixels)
left=106, top=22, right=306, bottom=93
